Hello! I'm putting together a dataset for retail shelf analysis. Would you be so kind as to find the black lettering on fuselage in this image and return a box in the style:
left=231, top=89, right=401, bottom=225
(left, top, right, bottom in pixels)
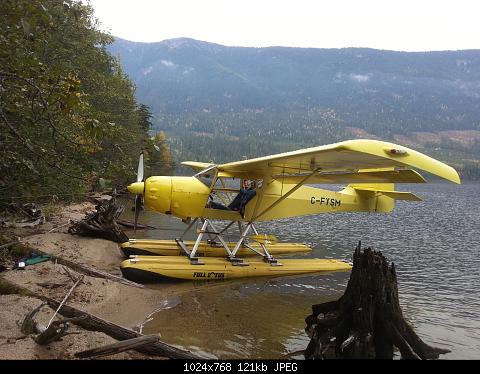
left=311, top=196, right=341, bottom=207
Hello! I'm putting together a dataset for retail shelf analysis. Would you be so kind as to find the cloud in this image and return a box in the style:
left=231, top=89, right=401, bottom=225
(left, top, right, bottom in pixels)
left=160, top=59, right=176, bottom=67
left=349, top=73, right=370, bottom=82
left=142, top=66, right=153, bottom=75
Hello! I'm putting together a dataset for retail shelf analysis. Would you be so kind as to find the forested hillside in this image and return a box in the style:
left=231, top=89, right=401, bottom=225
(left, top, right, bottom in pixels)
left=109, top=38, right=480, bottom=177
left=0, top=0, right=173, bottom=202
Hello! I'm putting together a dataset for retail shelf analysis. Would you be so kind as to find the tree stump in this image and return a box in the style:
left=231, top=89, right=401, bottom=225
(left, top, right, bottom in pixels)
left=68, top=194, right=128, bottom=243
left=305, top=242, right=451, bottom=359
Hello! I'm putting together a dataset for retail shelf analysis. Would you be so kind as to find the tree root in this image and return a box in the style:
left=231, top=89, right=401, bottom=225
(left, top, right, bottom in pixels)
left=68, top=194, right=128, bottom=243
left=305, top=241, right=451, bottom=359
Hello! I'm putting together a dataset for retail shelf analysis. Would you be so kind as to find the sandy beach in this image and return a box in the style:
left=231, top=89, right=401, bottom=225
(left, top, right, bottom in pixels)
left=0, top=200, right=187, bottom=360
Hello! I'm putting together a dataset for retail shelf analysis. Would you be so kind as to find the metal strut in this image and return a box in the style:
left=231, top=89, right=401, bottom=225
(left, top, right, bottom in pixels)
left=175, top=218, right=282, bottom=266
left=251, top=224, right=282, bottom=266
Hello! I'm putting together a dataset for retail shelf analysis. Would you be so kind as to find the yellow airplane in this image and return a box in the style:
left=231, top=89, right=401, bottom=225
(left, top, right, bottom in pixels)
left=119, top=139, right=460, bottom=282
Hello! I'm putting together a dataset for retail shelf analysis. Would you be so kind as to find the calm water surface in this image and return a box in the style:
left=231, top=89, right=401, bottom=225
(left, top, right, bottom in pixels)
left=123, top=182, right=480, bottom=359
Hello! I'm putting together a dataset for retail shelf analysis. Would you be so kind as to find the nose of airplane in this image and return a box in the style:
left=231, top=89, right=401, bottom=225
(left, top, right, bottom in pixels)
left=127, top=182, right=145, bottom=195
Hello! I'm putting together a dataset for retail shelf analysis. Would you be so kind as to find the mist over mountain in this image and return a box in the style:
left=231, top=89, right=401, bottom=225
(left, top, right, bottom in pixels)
left=108, top=37, right=480, bottom=176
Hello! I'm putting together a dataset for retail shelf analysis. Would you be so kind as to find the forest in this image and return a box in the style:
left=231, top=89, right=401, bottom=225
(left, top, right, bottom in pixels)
left=109, top=38, right=480, bottom=178
left=0, top=0, right=174, bottom=203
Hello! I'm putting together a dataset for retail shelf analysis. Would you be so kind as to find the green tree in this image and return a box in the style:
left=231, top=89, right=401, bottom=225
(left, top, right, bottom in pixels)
left=148, top=131, right=175, bottom=176
left=0, top=0, right=152, bottom=200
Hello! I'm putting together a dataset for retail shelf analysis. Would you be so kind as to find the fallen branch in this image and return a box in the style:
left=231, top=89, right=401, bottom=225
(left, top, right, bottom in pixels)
left=1, top=203, right=45, bottom=228
left=20, top=301, right=47, bottom=335
left=35, top=317, right=86, bottom=345
left=46, top=275, right=83, bottom=329
left=0, top=238, right=22, bottom=250
left=74, top=334, right=159, bottom=359
left=3, top=239, right=144, bottom=288
left=36, top=282, right=65, bottom=289
left=2, top=216, right=45, bottom=228
left=61, top=265, right=81, bottom=283
left=48, top=221, right=73, bottom=233
left=71, top=262, right=144, bottom=288
left=45, top=299, right=200, bottom=359
left=0, top=278, right=200, bottom=359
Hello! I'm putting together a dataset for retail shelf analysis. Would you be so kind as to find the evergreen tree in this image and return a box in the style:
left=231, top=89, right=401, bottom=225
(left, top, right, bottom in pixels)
left=0, top=0, right=158, bottom=200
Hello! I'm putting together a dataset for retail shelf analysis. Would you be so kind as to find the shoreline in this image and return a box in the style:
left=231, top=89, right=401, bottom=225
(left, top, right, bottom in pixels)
left=0, top=200, right=197, bottom=359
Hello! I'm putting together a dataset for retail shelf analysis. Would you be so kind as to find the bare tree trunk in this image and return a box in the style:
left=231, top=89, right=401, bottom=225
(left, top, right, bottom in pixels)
left=305, top=242, right=451, bottom=359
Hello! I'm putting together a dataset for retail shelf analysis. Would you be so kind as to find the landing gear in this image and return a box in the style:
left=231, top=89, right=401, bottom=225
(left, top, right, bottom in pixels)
left=174, top=218, right=282, bottom=266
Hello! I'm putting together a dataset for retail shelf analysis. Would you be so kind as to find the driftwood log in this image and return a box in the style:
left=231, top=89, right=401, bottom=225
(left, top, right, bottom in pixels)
left=3, top=239, right=144, bottom=289
left=74, top=335, right=159, bottom=359
left=68, top=194, right=128, bottom=243
left=45, top=298, right=199, bottom=359
left=2, top=278, right=200, bottom=359
left=305, top=242, right=450, bottom=359
left=0, top=203, right=45, bottom=228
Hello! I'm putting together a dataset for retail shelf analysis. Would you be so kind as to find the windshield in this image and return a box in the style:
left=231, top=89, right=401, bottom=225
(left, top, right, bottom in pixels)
left=193, top=165, right=217, bottom=188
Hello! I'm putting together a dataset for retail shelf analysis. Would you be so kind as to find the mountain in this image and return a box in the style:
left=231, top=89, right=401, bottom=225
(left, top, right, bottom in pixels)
left=108, top=37, right=480, bottom=176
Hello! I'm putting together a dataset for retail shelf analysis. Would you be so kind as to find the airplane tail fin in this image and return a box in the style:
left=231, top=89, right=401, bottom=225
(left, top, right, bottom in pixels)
left=346, top=183, right=421, bottom=213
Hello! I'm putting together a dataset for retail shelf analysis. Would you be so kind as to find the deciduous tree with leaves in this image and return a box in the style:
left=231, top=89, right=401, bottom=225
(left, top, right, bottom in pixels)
left=0, top=0, right=174, bottom=201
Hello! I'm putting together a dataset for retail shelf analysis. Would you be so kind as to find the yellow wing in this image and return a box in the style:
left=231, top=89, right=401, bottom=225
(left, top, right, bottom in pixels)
left=215, top=139, right=460, bottom=184
left=181, top=161, right=215, bottom=172
left=274, top=169, right=426, bottom=184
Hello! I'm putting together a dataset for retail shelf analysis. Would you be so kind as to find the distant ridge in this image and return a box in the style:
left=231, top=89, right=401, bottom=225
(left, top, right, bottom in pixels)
left=108, top=37, right=480, bottom=176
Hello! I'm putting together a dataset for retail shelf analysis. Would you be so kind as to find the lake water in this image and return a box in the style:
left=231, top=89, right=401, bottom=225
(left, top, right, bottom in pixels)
left=121, top=182, right=480, bottom=359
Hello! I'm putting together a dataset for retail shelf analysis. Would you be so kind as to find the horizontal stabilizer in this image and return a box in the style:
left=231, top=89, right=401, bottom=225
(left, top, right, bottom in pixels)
left=353, top=187, right=421, bottom=201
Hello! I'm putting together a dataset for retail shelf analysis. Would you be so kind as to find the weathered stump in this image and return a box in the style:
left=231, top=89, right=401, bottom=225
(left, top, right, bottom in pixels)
left=68, top=194, right=128, bottom=243
left=305, top=242, right=450, bottom=359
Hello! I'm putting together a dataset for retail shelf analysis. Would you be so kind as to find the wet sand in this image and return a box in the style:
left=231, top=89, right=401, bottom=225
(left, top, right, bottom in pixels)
left=0, top=200, right=196, bottom=359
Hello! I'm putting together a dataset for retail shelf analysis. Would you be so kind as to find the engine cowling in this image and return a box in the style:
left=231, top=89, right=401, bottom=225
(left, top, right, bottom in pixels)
left=144, top=176, right=210, bottom=219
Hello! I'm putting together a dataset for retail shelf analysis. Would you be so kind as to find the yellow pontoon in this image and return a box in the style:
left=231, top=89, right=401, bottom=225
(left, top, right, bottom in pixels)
left=120, top=239, right=311, bottom=257
left=120, top=255, right=352, bottom=282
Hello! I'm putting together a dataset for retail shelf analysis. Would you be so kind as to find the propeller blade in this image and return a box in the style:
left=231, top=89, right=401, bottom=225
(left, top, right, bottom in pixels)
left=134, top=195, right=142, bottom=235
left=137, top=153, right=144, bottom=182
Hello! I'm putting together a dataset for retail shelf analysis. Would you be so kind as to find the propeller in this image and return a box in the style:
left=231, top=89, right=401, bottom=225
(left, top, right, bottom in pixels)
left=128, top=152, right=146, bottom=235
left=137, top=152, right=144, bottom=183
left=133, top=195, right=142, bottom=236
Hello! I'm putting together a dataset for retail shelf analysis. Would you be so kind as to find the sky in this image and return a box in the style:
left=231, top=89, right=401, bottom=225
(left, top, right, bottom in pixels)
left=87, top=0, right=480, bottom=51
